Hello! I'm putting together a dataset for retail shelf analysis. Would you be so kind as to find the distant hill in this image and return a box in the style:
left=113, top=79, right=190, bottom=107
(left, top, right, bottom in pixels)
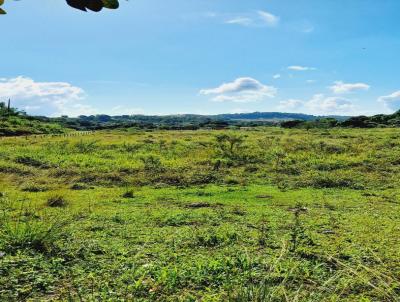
left=282, top=110, right=400, bottom=129
left=4, top=104, right=400, bottom=136
left=43, top=112, right=350, bottom=131
left=215, top=112, right=349, bottom=122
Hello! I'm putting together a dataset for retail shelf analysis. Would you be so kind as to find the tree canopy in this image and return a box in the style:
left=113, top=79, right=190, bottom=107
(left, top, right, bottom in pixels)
left=0, top=0, right=119, bottom=14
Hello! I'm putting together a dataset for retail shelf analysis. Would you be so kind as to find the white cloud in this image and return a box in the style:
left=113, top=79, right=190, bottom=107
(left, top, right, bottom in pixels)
left=288, top=65, right=316, bottom=71
left=225, top=10, right=279, bottom=27
left=278, top=99, right=304, bottom=111
left=306, top=94, right=355, bottom=115
left=273, top=74, right=281, bottom=79
left=378, top=91, right=400, bottom=112
left=200, top=77, right=277, bottom=103
left=257, top=10, right=280, bottom=27
left=330, top=81, right=370, bottom=94
left=0, top=76, right=83, bottom=100
left=278, top=94, right=356, bottom=115
left=225, top=17, right=253, bottom=26
left=0, top=76, right=96, bottom=117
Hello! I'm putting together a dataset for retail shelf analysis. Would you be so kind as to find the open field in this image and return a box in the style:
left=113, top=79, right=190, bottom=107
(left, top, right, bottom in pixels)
left=1, top=128, right=400, bottom=301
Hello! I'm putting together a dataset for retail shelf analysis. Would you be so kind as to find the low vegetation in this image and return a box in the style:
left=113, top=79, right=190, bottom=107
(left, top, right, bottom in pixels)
left=1, top=127, right=400, bottom=301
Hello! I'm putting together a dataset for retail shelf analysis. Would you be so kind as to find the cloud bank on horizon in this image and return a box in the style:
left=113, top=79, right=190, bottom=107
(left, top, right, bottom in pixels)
left=2, top=74, right=396, bottom=117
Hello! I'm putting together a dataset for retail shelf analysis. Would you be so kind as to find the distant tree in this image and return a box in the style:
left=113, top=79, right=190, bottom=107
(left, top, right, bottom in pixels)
left=0, top=0, right=119, bottom=14
left=0, top=101, right=20, bottom=117
left=281, top=120, right=305, bottom=129
left=340, top=116, right=372, bottom=128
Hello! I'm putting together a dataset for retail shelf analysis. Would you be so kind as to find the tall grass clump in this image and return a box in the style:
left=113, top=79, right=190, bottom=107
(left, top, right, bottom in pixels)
left=0, top=218, right=66, bottom=254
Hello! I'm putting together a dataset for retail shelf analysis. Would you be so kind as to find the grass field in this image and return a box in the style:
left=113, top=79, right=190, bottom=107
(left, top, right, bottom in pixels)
left=1, top=128, right=400, bottom=301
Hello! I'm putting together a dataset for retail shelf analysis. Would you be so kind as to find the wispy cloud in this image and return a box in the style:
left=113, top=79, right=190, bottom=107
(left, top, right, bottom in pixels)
left=225, top=10, right=280, bottom=27
left=225, top=17, right=253, bottom=26
left=378, top=91, right=400, bottom=112
left=287, top=65, right=316, bottom=71
left=257, top=10, right=280, bottom=27
left=273, top=74, right=281, bottom=79
left=200, top=77, right=277, bottom=103
left=329, top=81, right=370, bottom=94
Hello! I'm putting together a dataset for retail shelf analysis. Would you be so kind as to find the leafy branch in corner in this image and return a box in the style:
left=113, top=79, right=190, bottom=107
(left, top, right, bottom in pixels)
left=0, top=0, right=120, bottom=15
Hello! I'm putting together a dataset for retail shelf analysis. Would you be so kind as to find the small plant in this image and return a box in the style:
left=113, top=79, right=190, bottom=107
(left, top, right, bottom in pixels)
left=47, top=195, right=69, bottom=208
left=257, top=219, right=271, bottom=247
left=139, top=155, right=165, bottom=173
left=193, top=228, right=238, bottom=247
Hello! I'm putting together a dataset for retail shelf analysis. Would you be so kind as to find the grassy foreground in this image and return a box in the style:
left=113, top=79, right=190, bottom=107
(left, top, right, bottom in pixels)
left=0, top=128, right=400, bottom=301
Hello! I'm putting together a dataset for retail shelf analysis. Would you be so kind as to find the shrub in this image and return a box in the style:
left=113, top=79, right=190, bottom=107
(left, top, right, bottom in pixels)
left=215, top=133, right=245, bottom=159
left=139, top=155, right=165, bottom=173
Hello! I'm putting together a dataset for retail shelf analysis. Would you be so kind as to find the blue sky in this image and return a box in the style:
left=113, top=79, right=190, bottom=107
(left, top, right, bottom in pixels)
left=1, top=0, right=400, bottom=117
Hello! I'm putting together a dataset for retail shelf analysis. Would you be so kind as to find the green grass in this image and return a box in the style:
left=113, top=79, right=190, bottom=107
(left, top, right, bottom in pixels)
left=0, top=128, right=400, bottom=301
